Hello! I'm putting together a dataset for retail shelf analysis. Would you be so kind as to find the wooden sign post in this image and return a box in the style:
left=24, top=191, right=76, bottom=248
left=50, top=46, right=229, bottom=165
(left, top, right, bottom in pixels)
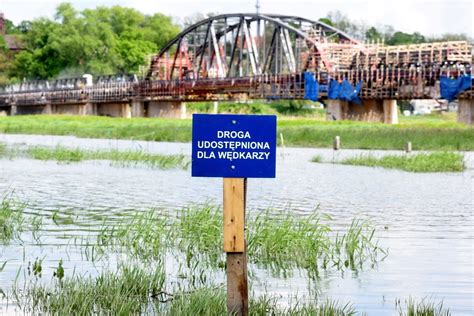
left=191, top=114, right=276, bottom=316
left=223, top=178, right=248, bottom=315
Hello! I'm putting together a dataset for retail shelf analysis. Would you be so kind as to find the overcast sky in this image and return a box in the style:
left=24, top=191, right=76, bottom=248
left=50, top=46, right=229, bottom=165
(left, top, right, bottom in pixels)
left=1, top=0, right=473, bottom=38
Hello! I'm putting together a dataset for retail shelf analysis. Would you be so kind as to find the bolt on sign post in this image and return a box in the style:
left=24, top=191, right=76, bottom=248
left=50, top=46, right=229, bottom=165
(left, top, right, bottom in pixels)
left=192, top=114, right=277, bottom=315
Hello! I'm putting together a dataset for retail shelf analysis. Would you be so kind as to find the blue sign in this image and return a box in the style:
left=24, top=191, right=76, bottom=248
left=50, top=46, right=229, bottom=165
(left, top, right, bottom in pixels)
left=192, top=114, right=277, bottom=178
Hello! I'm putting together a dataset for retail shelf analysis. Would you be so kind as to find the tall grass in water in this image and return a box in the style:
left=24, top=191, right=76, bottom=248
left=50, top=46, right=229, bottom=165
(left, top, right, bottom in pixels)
left=248, top=211, right=331, bottom=278
left=0, top=195, right=26, bottom=243
left=338, top=152, right=464, bottom=172
left=172, top=205, right=223, bottom=268
left=87, top=206, right=386, bottom=278
left=333, top=218, right=383, bottom=270
left=397, top=297, right=451, bottom=316
left=26, top=146, right=190, bottom=169
left=92, top=210, right=170, bottom=262
left=20, top=264, right=166, bottom=315
left=248, top=212, right=385, bottom=278
left=20, top=268, right=355, bottom=316
left=162, top=289, right=356, bottom=316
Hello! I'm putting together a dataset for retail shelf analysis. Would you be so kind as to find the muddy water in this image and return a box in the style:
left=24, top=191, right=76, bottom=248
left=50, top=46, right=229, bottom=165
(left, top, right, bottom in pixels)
left=0, top=134, right=473, bottom=315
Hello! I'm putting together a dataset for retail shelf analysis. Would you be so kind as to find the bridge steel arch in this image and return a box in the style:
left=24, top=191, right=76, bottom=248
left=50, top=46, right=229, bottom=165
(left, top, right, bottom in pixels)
left=0, top=13, right=471, bottom=114
left=146, top=13, right=360, bottom=81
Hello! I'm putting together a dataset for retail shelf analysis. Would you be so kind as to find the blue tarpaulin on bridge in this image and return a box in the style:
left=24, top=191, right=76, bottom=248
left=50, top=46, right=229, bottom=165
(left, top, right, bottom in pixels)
left=440, top=75, right=472, bottom=102
left=328, top=79, right=363, bottom=104
left=304, top=72, right=319, bottom=101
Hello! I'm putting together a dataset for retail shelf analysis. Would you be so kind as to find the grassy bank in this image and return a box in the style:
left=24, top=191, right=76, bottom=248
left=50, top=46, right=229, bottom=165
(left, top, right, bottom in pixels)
left=0, top=145, right=190, bottom=169
left=0, top=115, right=473, bottom=150
left=336, top=152, right=465, bottom=172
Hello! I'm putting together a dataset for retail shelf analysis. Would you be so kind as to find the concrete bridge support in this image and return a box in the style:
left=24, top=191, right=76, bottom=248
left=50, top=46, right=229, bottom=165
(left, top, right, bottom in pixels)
left=51, top=104, right=84, bottom=115
left=347, top=100, right=384, bottom=122
left=97, top=103, right=131, bottom=118
left=10, top=105, right=17, bottom=116
left=326, top=99, right=398, bottom=124
left=148, top=101, right=187, bottom=119
left=43, top=104, right=53, bottom=115
left=383, top=100, right=399, bottom=124
left=326, top=100, right=348, bottom=120
left=131, top=100, right=145, bottom=117
left=82, top=103, right=97, bottom=116
left=458, top=99, right=473, bottom=125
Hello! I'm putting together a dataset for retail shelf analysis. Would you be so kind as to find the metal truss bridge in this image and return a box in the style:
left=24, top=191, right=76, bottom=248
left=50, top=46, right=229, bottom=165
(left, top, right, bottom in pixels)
left=0, top=13, right=472, bottom=108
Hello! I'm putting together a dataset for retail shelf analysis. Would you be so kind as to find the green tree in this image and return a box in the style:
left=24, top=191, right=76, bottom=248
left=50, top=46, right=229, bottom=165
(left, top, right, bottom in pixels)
left=365, top=26, right=383, bottom=42
left=318, top=18, right=334, bottom=27
left=386, top=31, right=426, bottom=45
left=10, top=3, right=180, bottom=80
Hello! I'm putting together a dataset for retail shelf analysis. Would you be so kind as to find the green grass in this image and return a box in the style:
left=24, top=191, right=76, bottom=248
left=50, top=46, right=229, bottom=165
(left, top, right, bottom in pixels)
left=311, top=154, right=323, bottom=163
left=17, top=262, right=356, bottom=316
left=338, top=152, right=465, bottom=172
left=0, top=114, right=472, bottom=150
left=0, top=194, right=26, bottom=244
left=20, top=264, right=166, bottom=315
left=86, top=206, right=386, bottom=278
left=248, top=211, right=385, bottom=278
left=396, top=297, right=451, bottom=316
left=4, top=145, right=190, bottom=169
left=163, top=289, right=356, bottom=316
left=18, top=264, right=450, bottom=316
left=92, top=209, right=170, bottom=262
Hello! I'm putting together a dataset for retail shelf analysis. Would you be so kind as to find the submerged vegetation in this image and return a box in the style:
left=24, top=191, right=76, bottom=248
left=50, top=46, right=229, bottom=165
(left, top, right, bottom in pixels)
left=396, top=297, right=451, bottom=316
left=16, top=263, right=450, bottom=315
left=87, top=205, right=386, bottom=279
left=0, top=197, right=453, bottom=315
left=0, top=194, right=26, bottom=243
left=0, top=114, right=473, bottom=150
left=337, top=152, right=465, bottom=172
left=17, top=262, right=356, bottom=315
left=21, top=264, right=166, bottom=315
left=0, top=144, right=190, bottom=169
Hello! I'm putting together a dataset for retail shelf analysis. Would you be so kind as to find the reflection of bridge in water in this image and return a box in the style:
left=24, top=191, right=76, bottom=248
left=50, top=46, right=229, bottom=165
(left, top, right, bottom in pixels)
left=0, top=14, right=472, bottom=124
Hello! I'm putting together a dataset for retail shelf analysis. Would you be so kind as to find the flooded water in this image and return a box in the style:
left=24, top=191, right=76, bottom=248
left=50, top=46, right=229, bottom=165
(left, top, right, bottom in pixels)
left=0, top=134, right=473, bottom=315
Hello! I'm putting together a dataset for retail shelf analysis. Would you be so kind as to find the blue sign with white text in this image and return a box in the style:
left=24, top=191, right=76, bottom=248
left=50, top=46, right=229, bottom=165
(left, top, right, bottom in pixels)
left=192, top=114, right=277, bottom=178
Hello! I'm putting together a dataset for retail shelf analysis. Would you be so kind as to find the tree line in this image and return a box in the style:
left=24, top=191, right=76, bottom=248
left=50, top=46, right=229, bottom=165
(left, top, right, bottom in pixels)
left=0, top=5, right=470, bottom=85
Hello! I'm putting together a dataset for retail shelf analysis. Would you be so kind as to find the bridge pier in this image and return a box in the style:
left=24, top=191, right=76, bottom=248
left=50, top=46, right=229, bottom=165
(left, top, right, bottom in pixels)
left=10, top=105, right=17, bottom=116
left=51, top=104, right=84, bottom=115
left=326, top=99, right=398, bottom=124
left=326, top=100, right=348, bottom=120
left=458, top=99, right=473, bottom=125
left=96, top=103, right=131, bottom=118
left=43, top=104, right=53, bottom=115
left=383, top=100, right=399, bottom=124
left=82, top=103, right=97, bottom=116
left=147, top=101, right=187, bottom=119
left=131, top=100, right=145, bottom=117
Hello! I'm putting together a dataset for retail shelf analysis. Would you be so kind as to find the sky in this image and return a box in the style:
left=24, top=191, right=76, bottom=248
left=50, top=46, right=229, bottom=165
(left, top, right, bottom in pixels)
left=1, top=0, right=473, bottom=38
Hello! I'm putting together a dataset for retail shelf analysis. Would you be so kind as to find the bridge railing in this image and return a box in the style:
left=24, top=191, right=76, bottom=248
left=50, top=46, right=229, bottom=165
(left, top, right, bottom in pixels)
left=0, top=68, right=472, bottom=107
